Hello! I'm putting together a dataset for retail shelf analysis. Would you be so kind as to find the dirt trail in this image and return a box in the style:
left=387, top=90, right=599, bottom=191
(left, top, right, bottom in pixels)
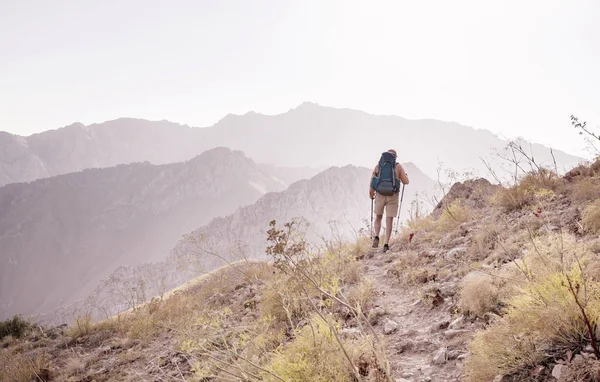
left=363, top=246, right=471, bottom=382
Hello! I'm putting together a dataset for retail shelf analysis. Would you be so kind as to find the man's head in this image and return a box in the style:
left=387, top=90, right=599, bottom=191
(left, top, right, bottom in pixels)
left=387, top=149, right=397, bottom=157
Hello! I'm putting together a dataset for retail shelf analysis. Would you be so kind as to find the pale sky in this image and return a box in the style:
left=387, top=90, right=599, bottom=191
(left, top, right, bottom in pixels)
left=1, top=0, right=598, bottom=157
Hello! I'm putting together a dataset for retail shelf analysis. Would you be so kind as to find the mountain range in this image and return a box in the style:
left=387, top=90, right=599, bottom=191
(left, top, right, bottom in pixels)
left=0, top=148, right=313, bottom=320
left=0, top=103, right=584, bottom=188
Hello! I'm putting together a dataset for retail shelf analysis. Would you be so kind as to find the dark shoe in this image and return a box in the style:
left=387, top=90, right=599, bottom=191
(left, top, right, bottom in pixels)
left=372, top=236, right=380, bottom=248
left=383, top=244, right=389, bottom=253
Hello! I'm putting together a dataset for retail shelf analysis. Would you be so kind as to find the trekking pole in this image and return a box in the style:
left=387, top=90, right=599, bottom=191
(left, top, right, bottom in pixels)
left=370, top=197, right=374, bottom=239
left=394, top=183, right=406, bottom=236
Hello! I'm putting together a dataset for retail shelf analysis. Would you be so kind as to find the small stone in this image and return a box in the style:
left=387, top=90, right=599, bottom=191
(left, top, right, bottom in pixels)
left=340, top=327, right=361, bottom=338
left=449, top=316, right=465, bottom=329
left=371, top=306, right=385, bottom=317
left=541, top=224, right=560, bottom=232
left=552, top=364, right=567, bottom=379
left=447, top=350, right=463, bottom=360
left=383, top=319, right=398, bottom=335
left=432, top=347, right=447, bottom=364
left=445, top=247, right=468, bottom=260
left=440, top=285, right=457, bottom=297
left=457, top=353, right=469, bottom=360
left=585, top=344, right=594, bottom=352
left=492, top=376, right=504, bottom=382
left=396, top=379, right=411, bottom=382
left=420, top=366, right=434, bottom=376
left=574, top=354, right=584, bottom=363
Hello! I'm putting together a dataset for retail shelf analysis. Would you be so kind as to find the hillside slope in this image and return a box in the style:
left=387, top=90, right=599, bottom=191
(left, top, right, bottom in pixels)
left=46, top=163, right=434, bottom=325
left=179, top=162, right=435, bottom=268
left=0, top=103, right=583, bottom=186
left=5, top=161, right=600, bottom=382
left=0, top=148, right=291, bottom=320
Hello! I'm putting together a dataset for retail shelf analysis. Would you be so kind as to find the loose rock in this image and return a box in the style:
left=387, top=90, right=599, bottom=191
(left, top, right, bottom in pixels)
left=432, top=347, right=447, bottom=364
left=449, top=316, right=465, bottom=329
left=383, top=319, right=398, bottom=335
left=552, top=364, right=567, bottom=379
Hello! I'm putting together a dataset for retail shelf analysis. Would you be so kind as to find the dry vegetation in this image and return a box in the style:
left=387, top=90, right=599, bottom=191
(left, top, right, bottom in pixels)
left=4, top=149, right=600, bottom=381
left=2, top=219, right=392, bottom=382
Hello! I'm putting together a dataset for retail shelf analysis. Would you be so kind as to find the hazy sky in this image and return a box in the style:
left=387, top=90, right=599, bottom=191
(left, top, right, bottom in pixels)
left=1, top=0, right=598, bottom=157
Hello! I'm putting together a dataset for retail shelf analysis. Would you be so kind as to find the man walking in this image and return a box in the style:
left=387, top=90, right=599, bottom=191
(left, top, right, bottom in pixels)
left=369, top=149, right=409, bottom=252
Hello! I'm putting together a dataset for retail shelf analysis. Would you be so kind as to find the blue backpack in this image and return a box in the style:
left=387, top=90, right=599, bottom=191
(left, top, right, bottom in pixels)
left=370, top=151, right=400, bottom=196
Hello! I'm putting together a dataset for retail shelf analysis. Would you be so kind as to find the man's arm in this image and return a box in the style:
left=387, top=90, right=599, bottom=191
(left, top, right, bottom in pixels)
left=397, top=163, right=409, bottom=185
left=369, top=164, right=378, bottom=199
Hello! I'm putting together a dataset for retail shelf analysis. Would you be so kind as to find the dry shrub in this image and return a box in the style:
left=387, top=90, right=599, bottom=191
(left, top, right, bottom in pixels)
left=571, top=177, right=600, bottom=203
left=485, top=230, right=528, bottom=265
left=407, top=215, right=435, bottom=231
left=495, top=169, right=562, bottom=211
left=465, top=233, right=600, bottom=381
left=0, top=351, right=48, bottom=382
left=346, top=277, right=376, bottom=313
left=458, top=272, right=500, bottom=317
left=261, top=273, right=311, bottom=327
left=468, top=225, right=501, bottom=261
left=520, top=168, right=563, bottom=191
left=583, top=198, right=600, bottom=234
left=436, top=199, right=470, bottom=232
left=67, top=313, right=92, bottom=339
left=125, top=313, right=157, bottom=339
left=345, top=236, right=371, bottom=259
left=264, top=314, right=370, bottom=382
left=62, top=356, right=85, bottom=377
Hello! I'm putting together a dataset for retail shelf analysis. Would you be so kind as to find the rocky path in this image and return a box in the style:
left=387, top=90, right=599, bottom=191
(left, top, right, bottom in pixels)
left=362, top=246, right=473, bottom=382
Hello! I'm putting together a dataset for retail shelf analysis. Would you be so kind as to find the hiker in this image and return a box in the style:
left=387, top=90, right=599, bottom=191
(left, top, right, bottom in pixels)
left=369, top=149, right=409, bottom=252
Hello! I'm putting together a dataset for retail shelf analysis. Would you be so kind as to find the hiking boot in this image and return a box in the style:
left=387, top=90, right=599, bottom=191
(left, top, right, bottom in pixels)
left=372, top=236, right=380, bottom=248
left=383, top=244, right=390, bottom=253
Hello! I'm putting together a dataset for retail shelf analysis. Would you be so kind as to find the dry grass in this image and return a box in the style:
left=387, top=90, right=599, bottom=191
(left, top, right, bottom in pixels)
left=465, top=233, right=600, bottom=381
left=570, top=177, right=600, bottom=203
left=346, top=277, right=376, bottom=313
left=495, top=169, right=562, bottom=211
left=62, top=356, right=86, bottom=377
left=436, top=199, right=471, bottom=233
left=458, top=272, right=500, bottom=317
left=468, top=225, right=501, bottom=262
left=264, top=314, right=372, bottom=382
left=67, top=313, right=92, bottom=339
left=583, top=198, right=600, bottom=234
left=0, top=350, right=48, bottom=382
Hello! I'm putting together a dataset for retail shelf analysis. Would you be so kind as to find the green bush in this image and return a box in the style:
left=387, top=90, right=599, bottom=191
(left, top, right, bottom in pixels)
left=0, top=315, right=31, bottom=340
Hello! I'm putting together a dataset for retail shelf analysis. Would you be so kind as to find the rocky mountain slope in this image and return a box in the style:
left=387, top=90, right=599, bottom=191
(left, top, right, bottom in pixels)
left=177, top=162, right=435, bottom=269
left=0, top=148, right=297, bottom=320
left=4, top=158, right=599, bottom=382
left=40, top=162, right=435, bottom=325
left=0, top=103, right=582, bottom=187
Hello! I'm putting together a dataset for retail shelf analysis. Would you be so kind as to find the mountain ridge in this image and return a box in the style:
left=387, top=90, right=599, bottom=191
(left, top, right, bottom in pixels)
left=0, top=103, right=584, bottom=187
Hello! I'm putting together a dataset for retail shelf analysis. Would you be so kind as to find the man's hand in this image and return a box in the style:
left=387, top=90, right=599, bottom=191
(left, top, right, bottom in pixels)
left=369, top=188, right=375, bottom=199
